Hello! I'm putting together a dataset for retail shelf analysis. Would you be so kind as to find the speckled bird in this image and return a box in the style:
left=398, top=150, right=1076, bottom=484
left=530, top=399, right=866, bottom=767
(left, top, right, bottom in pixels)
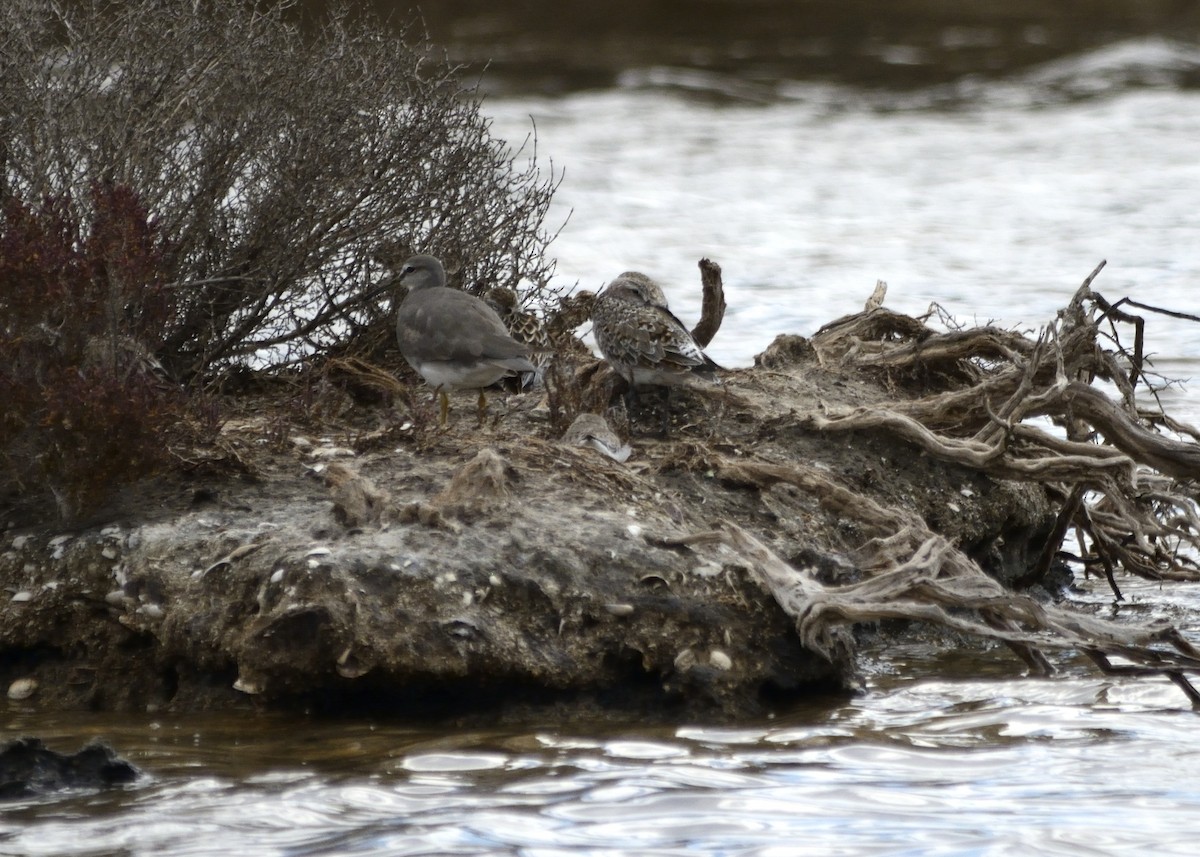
left=591, top=271, right=721, bottom=390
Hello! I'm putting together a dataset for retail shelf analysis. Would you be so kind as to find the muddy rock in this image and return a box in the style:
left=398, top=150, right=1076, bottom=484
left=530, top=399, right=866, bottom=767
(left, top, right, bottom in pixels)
left=0, top=346, right=1056, bottom=722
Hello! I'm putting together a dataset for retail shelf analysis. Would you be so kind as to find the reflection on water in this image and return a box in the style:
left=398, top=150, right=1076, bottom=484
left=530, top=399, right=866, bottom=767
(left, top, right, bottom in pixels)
left=6, top=584, right=1200, bottom=856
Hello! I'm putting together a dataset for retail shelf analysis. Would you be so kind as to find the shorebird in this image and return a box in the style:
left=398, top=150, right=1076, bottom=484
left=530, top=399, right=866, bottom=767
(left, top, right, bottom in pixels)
left=562, top=412, right=632, bottom=463
left=593, top=271, right=721, bottom=387
left=591, top=271, right=721, bottom=432
left=394, top=254, right=537, bottom=425
left=484, top=285, right=550, bottom=389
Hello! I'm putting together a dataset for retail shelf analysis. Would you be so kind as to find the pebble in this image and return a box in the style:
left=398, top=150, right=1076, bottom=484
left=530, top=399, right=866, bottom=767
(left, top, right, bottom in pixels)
left=7, top=677, right=37, bottom=700
left=233, top=676, right=263, bottom=695
left=709, top=650, right=733, bottom=671
left=138, top=603, right=164, bottom=620
left=10, top=590, right=33, bottom=603
left=674, top=648, right=697, bottom=672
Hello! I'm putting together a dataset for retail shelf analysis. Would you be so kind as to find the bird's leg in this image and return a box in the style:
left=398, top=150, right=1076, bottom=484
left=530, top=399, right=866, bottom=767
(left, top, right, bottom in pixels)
left=658, top=386, right=672, bottom=437
left=437, top=387, right=450, bottom=427
left=476, top=389, right=489, bottom=427
left=622, top=381, right=638, bottom=417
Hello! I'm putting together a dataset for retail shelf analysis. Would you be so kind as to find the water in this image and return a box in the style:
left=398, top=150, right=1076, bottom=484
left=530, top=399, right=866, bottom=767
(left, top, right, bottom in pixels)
left=7, top=17, right=1200, bottom=857
left=6, top=582, right=1200, bottom=856
left=486, top=39, right=1200, bottom=423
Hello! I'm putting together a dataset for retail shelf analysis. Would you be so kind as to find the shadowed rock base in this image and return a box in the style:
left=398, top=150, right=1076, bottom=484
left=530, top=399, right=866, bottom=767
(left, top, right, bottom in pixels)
left=0, top=738, right=139, bottom=799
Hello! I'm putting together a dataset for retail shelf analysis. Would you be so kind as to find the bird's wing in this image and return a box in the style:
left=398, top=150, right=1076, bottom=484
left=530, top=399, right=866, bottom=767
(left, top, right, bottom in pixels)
left=401, top=289, right=533, bottom=364
left=625, top=308, right=715, bottom=372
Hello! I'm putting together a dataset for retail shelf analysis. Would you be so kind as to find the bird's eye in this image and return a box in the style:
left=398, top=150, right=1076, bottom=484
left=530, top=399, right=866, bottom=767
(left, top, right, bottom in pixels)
left=403, top=265, right=415, bottom=275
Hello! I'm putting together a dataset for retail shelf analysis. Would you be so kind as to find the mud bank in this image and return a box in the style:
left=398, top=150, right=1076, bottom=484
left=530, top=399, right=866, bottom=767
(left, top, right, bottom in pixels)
left=0, top=330, right=1064, bottom=724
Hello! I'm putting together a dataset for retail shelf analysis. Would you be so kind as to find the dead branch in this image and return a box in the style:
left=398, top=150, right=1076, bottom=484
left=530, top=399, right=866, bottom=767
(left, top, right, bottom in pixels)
left=798, top=269, right=1200, bottom=586
left=691, top=258, right=726, bottom=349
left=699, top=521, right=1200, bottom=705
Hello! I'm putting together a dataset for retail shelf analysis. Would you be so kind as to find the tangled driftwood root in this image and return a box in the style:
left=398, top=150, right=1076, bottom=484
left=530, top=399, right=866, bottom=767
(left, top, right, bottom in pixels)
left=809, top=262, right=1200, bottom=586
left=694, top=261, right=1200, bottom=704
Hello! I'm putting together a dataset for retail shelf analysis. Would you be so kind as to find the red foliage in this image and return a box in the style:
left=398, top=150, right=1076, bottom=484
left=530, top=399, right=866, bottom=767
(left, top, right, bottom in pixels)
left=0, top=184, right=200, bottom=522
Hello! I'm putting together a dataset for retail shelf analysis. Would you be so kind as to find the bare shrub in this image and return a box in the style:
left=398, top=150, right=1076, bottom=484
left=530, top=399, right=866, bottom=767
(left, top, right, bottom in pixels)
left=0, top=0, right=560, bottom=379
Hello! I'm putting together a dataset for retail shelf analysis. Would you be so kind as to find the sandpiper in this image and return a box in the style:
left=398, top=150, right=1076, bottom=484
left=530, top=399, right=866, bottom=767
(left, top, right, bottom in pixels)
left=591, top=271, right=722, bottom=433
left=592, top=271, right=721, bottom=390
left=484, top=285, right=550, bottom=389
left=394, top=254, right=537, bottom=425
left=562, top=412, right=632, bottom=463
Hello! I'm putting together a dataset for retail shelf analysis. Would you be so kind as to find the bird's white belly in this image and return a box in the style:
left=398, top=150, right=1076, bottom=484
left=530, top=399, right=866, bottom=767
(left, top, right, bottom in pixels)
left=417, top=361, right=509, bottom=390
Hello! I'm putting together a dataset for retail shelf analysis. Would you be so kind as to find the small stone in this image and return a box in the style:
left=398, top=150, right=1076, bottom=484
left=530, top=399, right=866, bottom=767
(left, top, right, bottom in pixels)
left=233, top=677, right=263, bottom=695
left=7, top=677, right=37, bottom=700
left=604, top=603, right=634, bottom=617
left=101, top=546, right=119, bottom=559
left=674, top=648, right=697, bottom=672
left=10, top=590, right=33, bottom=603
left=709, top=650, right=733, bottom=671
left=104, top=590, right=127, bottom=607
left=309, top=446, right=356, bottom=460
left=138, top=603, right=164, bottom=620
left=269, top=569, right=285, bottom=584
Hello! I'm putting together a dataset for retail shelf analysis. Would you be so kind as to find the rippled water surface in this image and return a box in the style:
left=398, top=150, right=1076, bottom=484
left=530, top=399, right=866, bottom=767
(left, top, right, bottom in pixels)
left=486, top=39, right=1200, bottom=421
left=7, top=17, right=1200, bottom=857
left=6, top=579, right=1200, bottom=857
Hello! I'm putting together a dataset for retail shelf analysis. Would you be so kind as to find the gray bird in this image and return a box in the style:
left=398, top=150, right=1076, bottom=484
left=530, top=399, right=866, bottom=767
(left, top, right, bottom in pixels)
left=395, top=254, right=537, bottom=425
left=592, top=271, right=721, bottom=390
